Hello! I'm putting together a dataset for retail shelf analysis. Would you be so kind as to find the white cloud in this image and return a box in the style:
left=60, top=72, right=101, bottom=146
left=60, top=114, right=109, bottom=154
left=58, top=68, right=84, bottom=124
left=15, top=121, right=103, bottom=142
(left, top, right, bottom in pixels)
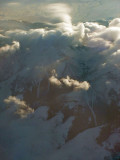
left=109, top=18, right=120, bottom=27
left=83, top=18, right=120, bottom=49
left=5, top=14, right=120, bottom=50
left=49, top=76, right=62, bottom=87
left=61, top=76, right=90, bottom=90
left=49, top=75, right=90, bottom=91
left=85, top=37, right=111, bottom=49
left=46, top=3, right=71, bottom=24
left=85, top=22, right=106, bottom=33
left=4, top=96, right=34, bottom=118
left=0, top=41, right=20, bottom=54
left=44, top=3, right=75, bottom=35
left=112, top=49, right=120, bottom=56
left=99, top=27, right=120, bottom=42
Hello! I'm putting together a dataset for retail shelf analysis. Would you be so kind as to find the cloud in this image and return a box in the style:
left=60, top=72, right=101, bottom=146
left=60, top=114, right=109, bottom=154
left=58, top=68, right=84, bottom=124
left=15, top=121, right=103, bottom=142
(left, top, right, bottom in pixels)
left=49, top=76, right=62, bottom=87
left=49, top=75, right=90, bottom=91
left=46, top=3, right=71, bottom=24
left=85, top=37, right=111, bottom=49
left=0, top=5, right=120, bottom=160
left=61, top=76, right=90, bottom=90
left=4, top=96, right=34, bottom=118
left=83, top=19, right=120, bottom=49
left=85, top=22, right=106, bottom=33
left=0, top=10, right=120, bottom=113
left=1, top=16, right=120, bottom=102
left=109, top=18, right=120, bottom=27
left=112, top=49, right=120, bottom=56
left=0, top=41, right=20, bottom=54
left=7, top=2, right=20, bottom=6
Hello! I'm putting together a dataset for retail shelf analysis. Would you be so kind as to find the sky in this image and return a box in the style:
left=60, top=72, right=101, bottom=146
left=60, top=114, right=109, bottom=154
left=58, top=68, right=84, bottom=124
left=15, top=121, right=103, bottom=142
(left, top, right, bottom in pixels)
left=0, top=0, right=120, bottom=23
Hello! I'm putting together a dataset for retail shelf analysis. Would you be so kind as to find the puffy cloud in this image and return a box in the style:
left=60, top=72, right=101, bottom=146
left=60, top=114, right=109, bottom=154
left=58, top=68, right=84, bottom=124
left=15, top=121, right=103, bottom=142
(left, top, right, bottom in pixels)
left=99, top=27, right=120, bottom=42
left=0, top=41, right=20, bottom=54
left=110, top=49, right=120, bottom=65
left=61, top=76, right=90, bottom=90
left=85, top=22, right=106, bottom=33
left=109, top=18, right=120, bottom=27
left=49, top=76, right=62, bottom=87
left=112, top=49, right=120, bottom=56
left=4, top=96, right=34, bottom=118
left=49, top=75, right=90, bottom=91
left=5, top=16, right=120, bottom=52
left=84, top=20, right=120, bottom=49
left=85, top=37, right=111, bottom=49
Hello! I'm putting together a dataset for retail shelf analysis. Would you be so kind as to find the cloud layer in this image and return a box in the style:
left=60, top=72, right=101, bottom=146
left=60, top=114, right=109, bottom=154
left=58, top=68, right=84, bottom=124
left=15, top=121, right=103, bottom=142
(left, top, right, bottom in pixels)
left=0, top=3, right=120, bottom=160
